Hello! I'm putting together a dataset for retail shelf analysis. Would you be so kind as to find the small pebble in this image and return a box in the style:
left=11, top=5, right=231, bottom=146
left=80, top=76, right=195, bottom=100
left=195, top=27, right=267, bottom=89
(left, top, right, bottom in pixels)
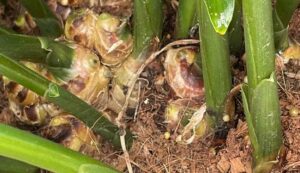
left=222, top=114, right=230, bottom=122
left=289, top=106, right=299, bottom=117
left=164, top=131, right=170, bottom=140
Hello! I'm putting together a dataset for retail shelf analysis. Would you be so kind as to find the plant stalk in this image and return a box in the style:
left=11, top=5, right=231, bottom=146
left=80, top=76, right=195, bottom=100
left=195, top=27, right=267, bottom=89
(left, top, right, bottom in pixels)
left=275, top=0, right=300, bottom=28
left=242, top=0, right=283, bottom=171
left=0, top=34, right=72, bottom=69
left=175, top=0, right=196, bottom=39
left=197, top=0, right=232, bottom=122
left=133, top=0, right=163, bottom=57
left=228, top=0, right=244, bottom=55
left=111, top=0, right=163, bottom=112
left=273, top=0, right=300, bottom=50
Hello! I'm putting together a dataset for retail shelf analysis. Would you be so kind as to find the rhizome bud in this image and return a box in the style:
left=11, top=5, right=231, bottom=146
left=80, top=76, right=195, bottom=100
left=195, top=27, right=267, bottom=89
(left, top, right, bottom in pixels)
left=164, top=47, right=205, bottom=99
left=163, top=47, right=210, bottom=143
left=65, top=9, right=133, bottom=66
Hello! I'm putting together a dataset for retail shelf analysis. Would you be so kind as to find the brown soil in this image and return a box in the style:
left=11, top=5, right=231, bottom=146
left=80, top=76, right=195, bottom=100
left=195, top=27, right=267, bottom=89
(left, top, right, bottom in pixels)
left=0, top=1, right=300, bottom=173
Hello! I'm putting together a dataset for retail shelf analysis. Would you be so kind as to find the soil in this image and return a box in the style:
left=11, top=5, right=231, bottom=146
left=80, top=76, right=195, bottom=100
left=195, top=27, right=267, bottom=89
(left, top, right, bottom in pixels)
left=0, top=1, right=300, bottom=173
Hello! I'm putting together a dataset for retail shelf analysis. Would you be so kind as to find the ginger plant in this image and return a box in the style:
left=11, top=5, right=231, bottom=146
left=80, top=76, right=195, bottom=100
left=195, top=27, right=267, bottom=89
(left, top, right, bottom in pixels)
left=241, top=0, right=283, bottom=171
left=0, top=0, right=299, bottom=172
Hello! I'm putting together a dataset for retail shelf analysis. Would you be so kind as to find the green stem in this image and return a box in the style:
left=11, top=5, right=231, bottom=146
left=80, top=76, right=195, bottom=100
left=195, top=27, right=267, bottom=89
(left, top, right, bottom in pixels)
left=175, top=0, right=196, bottom=39
left=0, top=54, right=133, bottom=149
left=20, top=0, right=62, bottom=37
left=243, top=0, right=275, bottom=97
left=242, top=0, right=283, bottom=171
left=133, top=0, right=163, bottom=57
left=0, top=124, right=119, bottom=173
left=0, top=156, right=39, bottom=173
left=197, top=0, right=232, bottom=122
left=275, top=0, right=300, bottom=28
left=228, top=0, right=244, bottom=55
left=273, top=0, right=300, bottom=50
left=0, top=34, right=72, bottom=68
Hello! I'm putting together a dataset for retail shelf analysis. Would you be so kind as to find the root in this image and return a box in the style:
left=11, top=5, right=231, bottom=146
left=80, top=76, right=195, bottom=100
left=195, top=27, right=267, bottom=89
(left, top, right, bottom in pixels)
left=120, top=131, right=133, bottom=173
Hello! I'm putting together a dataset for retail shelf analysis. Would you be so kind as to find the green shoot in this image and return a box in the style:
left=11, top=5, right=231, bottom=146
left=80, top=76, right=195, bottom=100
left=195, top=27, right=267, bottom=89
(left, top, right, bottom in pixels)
left=242, top=0, right=283, bottom=171
left=175, top=0, right=196, bottom=39
left=197, top=0, right=232, bottom=123
left=133, top=0, right=163, bottom=57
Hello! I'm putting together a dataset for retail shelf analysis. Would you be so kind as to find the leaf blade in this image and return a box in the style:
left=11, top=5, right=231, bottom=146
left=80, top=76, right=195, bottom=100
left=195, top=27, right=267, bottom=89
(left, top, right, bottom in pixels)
left=203, top=0, right=235, bottom=35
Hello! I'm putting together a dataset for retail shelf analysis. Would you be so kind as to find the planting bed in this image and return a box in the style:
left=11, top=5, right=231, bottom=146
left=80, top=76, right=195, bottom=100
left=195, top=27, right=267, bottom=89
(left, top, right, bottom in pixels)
left=0, top=1, right=300, bottom=172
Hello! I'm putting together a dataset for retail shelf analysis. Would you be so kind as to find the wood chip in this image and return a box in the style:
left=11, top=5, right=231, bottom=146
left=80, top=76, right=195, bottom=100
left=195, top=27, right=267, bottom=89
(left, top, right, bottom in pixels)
left=230, top=157, right=246, bottom=173
left=217, top=155, right=230, bottom=173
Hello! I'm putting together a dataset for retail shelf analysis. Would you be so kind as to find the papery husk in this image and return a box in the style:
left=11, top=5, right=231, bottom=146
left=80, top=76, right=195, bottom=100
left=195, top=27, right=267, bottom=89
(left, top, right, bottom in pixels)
left=165, top=99, right=213, bottom=144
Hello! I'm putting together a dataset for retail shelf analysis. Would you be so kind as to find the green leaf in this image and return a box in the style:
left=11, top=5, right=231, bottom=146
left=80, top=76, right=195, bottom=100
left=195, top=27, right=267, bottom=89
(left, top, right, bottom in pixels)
left=0, top=34, right=73, bottom=79
left=274, top=27, right=289, bottom=51
left=241, top=84, right=259, bottom=152
left=0, top=124, right=120, bottom=173
left=0, top=34, right=48, bottom=63
left=35, top=18, right=63, bottom=38
left=78, top=164, right=118, bottom=173
left=203, top=0, right=235, bottom=35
